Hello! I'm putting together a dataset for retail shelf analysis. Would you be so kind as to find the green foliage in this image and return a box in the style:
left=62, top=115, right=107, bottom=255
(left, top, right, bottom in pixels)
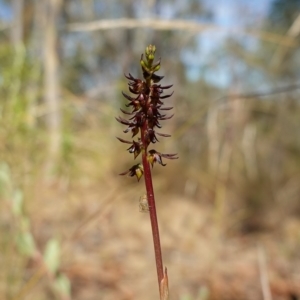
left=267, top=0, right=300, bottom=32
left=54, top=273, right=71, bottom=297
left=44, top=238, right=61, bottom=274
left=16, top=231, right=36, bottom=257
left=0, top=162, right=11, bottom=196
left=180, top=286, right=209, bottom=300
left=11, top=189, right=23, bottom=216
left=0, top=159, right=71, bottom=298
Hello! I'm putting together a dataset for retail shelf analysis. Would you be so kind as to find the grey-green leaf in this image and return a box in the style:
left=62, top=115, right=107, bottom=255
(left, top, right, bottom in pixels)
left=12, top=189, right=23, bottom=216
left=44, top=238, right=61, bottom=274
left=0, top=162, right=11, bottom=196
left=54, top=273, right=71, bottom=297
left=16, top=231, right=36, bottom=257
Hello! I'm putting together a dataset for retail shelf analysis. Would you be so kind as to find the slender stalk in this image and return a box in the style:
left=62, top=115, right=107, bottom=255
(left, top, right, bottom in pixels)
left=141, top=126, right=164, bottom=288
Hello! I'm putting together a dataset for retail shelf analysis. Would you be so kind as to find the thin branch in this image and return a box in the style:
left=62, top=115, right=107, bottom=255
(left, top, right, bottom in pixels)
left=257, top=245, right=272, bottom=300
left=174, top=83, right=300, bottom=139
left=271, top=13, right=300, bottom=67
left=67, top=18, right=298, bottom=47
left=216, top=83, right=300, bottom=103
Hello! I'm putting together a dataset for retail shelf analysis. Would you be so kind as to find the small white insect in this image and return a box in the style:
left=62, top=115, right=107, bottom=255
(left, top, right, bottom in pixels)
left=139, top=194, right=150, bottom=212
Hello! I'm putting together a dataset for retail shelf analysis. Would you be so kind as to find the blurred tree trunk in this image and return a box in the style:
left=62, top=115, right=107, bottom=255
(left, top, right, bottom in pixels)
left=9, top=0, right=24, bottom=103
left=207, top=105, right=220, bottom=175
left=10, top=0, right=24, bottom=47
left=43, top=0, right=62, bottom=177
left=122, top=1, right=135, bottom=73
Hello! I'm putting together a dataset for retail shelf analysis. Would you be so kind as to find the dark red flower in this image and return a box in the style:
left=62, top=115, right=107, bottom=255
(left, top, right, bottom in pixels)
left=117, top=45, right=178, bottom=181
left=148, top=150, right=178, bottom=167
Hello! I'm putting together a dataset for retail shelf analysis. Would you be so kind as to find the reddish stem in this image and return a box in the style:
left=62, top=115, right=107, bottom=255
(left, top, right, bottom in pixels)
left=141, top=126, right=164, bottom=291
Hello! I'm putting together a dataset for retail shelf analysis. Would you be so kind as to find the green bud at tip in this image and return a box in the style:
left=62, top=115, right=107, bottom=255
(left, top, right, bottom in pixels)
left=145, top=45, right=156, bottom=63
left=153, top=64, right=160, bottom=72
left=140, top=59, right=150, bottom=72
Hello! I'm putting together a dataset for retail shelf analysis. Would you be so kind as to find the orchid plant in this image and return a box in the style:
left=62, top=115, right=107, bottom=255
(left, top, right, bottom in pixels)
left=116, top=45, right=178, bottom=299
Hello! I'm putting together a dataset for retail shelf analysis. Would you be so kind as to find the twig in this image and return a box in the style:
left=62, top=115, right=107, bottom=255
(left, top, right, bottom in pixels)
left=216, top=83, right=300, bottom=103
left=67, top=18, right=298, bottom=47
left=257, top=244, right=272, bottom=300
left=271, top=13, right=300, bottom=67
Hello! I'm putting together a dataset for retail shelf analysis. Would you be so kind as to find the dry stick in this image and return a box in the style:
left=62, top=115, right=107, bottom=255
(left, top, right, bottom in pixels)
left=174, top=83, right=300, bottom=140
left=12, top=265, right=47, bottom=300
left=67, top=18, right=298, bottom=48
left=160, top=267, right=169, bottom=300
left=257, top=244, right=272, bottom=300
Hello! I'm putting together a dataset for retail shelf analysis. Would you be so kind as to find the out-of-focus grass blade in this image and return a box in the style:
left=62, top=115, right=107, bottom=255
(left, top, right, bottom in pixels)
left=44, top=238, right=61, bottom=274
left=54, top=273, right=71, bottom=297
left=16, top=231, right=36, bottom=257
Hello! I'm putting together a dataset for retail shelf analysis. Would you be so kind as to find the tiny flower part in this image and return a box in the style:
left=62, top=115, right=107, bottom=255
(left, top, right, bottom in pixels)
left=119, top=163, right=144, bottom=181
left=148, top=150, right=166, bottom=167
left=135, top=165, right=144, bottom=181
left=141, top=46, right=158, bottom=70
left=122, top=92, right=141, bottom=112
left=128, top=140, right=142, bottom=158
left=148, top=150, right=178, bottom=167
left=141, top=57, right=161, bottom=75
left=145, top=44, right=156, bottom=62
left=125, top=74, right=148, bottom=94
left=120, top=108, right=134, bottom=115
left=140, top=45, right=164, bottom=82
left=116, top=137, right=142, bottom=158
left=115, top=116, right=141, bottom=137
left=145, top=129, right=159, bottom=143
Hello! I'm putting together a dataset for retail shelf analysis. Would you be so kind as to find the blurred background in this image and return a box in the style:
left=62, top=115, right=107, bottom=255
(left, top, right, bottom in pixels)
left=0, top=0, right=300, bottom=299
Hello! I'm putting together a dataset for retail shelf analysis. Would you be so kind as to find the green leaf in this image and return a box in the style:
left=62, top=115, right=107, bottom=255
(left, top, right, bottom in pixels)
left=44, top=238, right=61, bottom=274
left=12, top=189, right=23, bottom=216
left=19, top=216, right=30, bottom=231
left=16, top=231, right=36, bottom=257
left=0, top=162, right=11, bottom=196
left=180, top=295, right=192, bottom=300
left=54, top=273, right=71, bottom=296
left=197, top=286, right=210, bottom=300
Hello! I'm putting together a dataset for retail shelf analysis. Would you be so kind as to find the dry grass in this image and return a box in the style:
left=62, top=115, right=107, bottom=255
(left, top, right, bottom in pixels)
left=1, top=154, right=300, bottom=300
left=1, top=84, right=300, bottom=300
